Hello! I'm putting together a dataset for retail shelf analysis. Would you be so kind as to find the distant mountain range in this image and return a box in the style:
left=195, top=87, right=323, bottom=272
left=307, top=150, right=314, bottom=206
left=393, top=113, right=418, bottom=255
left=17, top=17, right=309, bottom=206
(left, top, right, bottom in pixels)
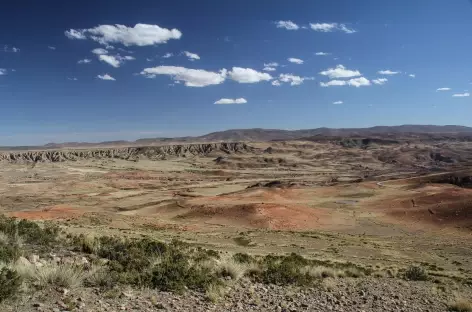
left=3, top=125, right=472, bottom=150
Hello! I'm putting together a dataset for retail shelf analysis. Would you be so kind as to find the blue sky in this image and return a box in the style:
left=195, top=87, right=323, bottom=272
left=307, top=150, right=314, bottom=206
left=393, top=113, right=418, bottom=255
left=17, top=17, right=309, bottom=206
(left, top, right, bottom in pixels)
left=1, top=0, right=471, bottom=145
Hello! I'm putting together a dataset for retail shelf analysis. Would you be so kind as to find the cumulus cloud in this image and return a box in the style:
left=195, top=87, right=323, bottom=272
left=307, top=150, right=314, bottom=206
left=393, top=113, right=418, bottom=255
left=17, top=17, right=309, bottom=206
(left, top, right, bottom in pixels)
left=278, top=74, right=313, bottom=86
left=228, top=67, right=272, bottom=83
left=320, top=77, right=370, bottom=87
left=378, top=70, right=400, bottom=75
left=333, top=101, right=343, bottom=105
left=65, top=23, right=182, bottom=46
left=276, top=20, right=299, bottom=30
left=99, top=55, right=121, bottom=67
left=310, top=23, right=356, bottom=33
left=372, top=78, right=388, bottom=85
left=92, top=48, right=108, bottom=55
left=97, top=74, right=116, bottom=81
left=162, top=53, right=173, bottom=58
left=0, top=68, right=7, bottom=75
left=78, top=58, right=92, bottom=64
left=348, top=77, right=371, bottom=87
left=288, top=58, right=304, bottom=64
left=452, top=92, right=470, bottom=97
left=319, top=65, right=361, bottom=79
left=315, top=52, right=330, bottom=56
left=214, top=98, right=247, bottom=104
left=409, top=74, right=416, bottom=78
left=183, top=51, right=200, bottom=61
left=48, top=46, right=56, bottom=50
left=141, top=66, right=227, bottom=87
left=272, top=80, right=282, bottom=86
left=263, top=62, right=278, bottom=71
left=263, top=66, right=277, bottom=72
left=436, top=87, right=451, bottom=91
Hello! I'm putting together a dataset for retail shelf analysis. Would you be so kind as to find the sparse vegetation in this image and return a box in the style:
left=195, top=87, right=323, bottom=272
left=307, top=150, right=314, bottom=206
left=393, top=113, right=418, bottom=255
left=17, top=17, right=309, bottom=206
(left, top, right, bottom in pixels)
left=449, top=298, right=472, bottom=312
left=404, top=265, right=428, bottom=281
left=0, top=267, right=22, bottom=303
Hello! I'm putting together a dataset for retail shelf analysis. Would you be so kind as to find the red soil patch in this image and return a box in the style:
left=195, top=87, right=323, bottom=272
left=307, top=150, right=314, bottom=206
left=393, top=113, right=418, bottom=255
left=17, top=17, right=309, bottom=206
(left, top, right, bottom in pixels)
left=8, top=205, right=83, bottom=221
left=371, top=185, right=472, bottom=228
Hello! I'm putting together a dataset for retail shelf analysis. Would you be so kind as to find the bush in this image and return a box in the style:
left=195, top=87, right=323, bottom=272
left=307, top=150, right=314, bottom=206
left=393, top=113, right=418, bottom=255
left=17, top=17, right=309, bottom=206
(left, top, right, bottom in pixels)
left=151, top=250, right=219, bottom=292
left=0, top=242, right=20, bottom=263
left=251, top=254, right=313, bottom=286
left=233, top=252, right=255, bottom=264
left=449, top=298, right=472, bottom=312
left=404, top=265, right=428, bottom=281
left=0, top=267, right=22, bottom=302
left=0, top=216, right=59, bottom=247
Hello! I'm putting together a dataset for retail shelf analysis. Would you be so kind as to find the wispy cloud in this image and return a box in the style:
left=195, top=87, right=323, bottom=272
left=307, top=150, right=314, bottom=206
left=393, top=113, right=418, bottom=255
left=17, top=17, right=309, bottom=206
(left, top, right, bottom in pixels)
left=378, top=70, right=400, bottom=75
left=0, top=69, right=7, bottom=75
left=183, top=51, right=200, bottom=61
left=214, top=98, right=247, bottom=104
left=162, top=53, right=173, bottom=58
left=276, top=20, right=299, bottom=30
left=372, top=78, right=388, bottom=85
left=78, top=58, right=92, bottom=64
left=3, top=45, right=20, bottom=53
left=97, top=74, right=116, bottom=81
left=48, top=46, right=56, bottom=50
left=333, top=101, right=343, bottom=105
left=436, top=87, right=451, bottom=91
left=274, top=74, right=314, bottom=86
left=452, top=92, right=470, bottom=97
left=408, top=74, right=416, bottom=78
left=92, top=48, right=108, bottom=55
left=320, top=77, right=370, bottom=87
left=315, top=52, right=330, bottom=56
left=310, top=23, right=356, bottom=33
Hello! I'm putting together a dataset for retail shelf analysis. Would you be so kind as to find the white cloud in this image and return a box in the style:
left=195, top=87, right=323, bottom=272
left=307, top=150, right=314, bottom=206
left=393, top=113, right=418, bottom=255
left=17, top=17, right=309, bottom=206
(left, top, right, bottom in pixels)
left=409, top=74, right=416, bottom=78
left=315, top=52, right=330, bottom=56
left=3, top=45, right=20, bottom=53
left=122, top=55, right=135, bottom=61
left=67, top=77, right=78, bottom=81
left=0, top=69, right=7, bottom=75
left=264, top=62, right=279, bottom=67
left=92, top=48, right=108, bottom=55
left=141, top=66, right=227, bottom=87
left=214, top=98, right=247, bottom=104
left=97, top=74, right=116, bottom=81
left=162, top=53, right=173, bottom=58
left=348, top=77, right=371, bottom=87
left=183, top=51, right=200, bottom=61
left=278, top=74, right=313, bottom=86
left=310, top=23, right=356, bottom=33
left=319, top=65, right=361, bottom=79
left=276, top=20, right=299, bottom=30
left=65, top=23, right=182, bottom=46
left=320, top=77, right=370, bottom=87
left=320, top=80, right=346, bottom=87
left=48, top=46, right=56, bottom=50
left=78, top=58, right=92, bottom=64
left=65, top=29, right=86, bottom=39
left=333, top=101, right=343, bottom=105
left=228, top=67, right=272, bottom=83
left=146, top=58, right=154, bottom=62
left=436, top=87, right=451, bottom=91
left=263, top=66, right=277, bottom=72
left=272, top=80, right=282, bottom=86
left=99, top=54, right=121, bottom=67
left=378, top=70, right=400, bottom=75
left=288, top=58, right=304, bottom=64
left=452, top=92, right=470, bottom=97
left=372, top=78, right=388, bottom=85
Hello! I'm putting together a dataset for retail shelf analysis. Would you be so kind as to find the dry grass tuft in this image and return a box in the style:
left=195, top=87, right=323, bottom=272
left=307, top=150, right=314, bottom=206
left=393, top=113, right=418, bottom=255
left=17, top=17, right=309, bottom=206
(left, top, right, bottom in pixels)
left=215, top=257, right=249, bottom=281
left=449, top=298, right=472, bottom=312
left=33, top=263, right=87, bottom=289
left=205, top=283, right=227, bottom=303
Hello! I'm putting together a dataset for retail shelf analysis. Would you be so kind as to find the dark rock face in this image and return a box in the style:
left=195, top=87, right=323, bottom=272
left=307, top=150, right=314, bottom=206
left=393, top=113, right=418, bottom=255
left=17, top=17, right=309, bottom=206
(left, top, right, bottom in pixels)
left=0, top=143, right=253, bottom=163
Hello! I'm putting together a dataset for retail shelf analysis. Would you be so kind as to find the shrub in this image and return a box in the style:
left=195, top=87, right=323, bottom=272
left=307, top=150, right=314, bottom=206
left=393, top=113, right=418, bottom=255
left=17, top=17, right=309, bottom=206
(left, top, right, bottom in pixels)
left=0, top=216, right=59, bottom=247
left=233, top=252, right=255, bottom=264
left=0, top=267, right=22, bottom=302
left=0, top=242, right=20, bottom=263
left=404, top=265, right=428, bottom=281
left=449, top=298, right=472, bottom=312
left=251, top=254, right=313, bottom=286
left=34, top=263, right=87, bottom=289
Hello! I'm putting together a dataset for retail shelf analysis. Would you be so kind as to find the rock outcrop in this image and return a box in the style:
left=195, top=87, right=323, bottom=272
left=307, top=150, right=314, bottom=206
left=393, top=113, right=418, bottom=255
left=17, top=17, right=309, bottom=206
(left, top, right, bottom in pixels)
left=0, top=143, right=253, bottom=163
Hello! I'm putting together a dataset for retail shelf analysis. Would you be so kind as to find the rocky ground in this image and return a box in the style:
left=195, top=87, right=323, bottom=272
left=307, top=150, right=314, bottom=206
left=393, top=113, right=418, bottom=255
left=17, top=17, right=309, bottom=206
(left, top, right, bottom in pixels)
left=4, top=277, right=469, bottom=312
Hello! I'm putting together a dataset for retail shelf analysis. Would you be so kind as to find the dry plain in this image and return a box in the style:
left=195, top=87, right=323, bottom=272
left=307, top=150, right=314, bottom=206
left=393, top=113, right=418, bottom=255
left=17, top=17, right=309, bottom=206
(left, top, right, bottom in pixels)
left=1, top=139, right=472, bottom=311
